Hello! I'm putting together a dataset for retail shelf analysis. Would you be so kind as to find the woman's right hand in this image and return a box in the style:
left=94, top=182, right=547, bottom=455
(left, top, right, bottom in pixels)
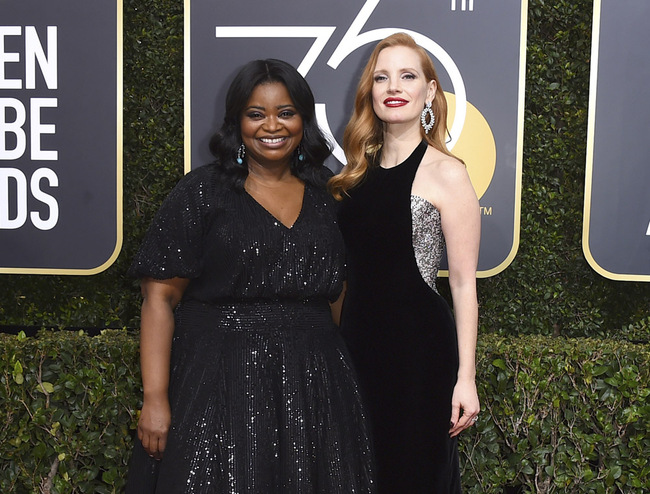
left=138, top=395, right=171, bottom=461
left=137, top=277, right=189, bottom=461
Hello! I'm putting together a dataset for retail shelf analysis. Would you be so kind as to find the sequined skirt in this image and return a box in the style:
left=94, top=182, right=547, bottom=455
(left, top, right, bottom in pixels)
left=126, top=298, right=375, bottom=494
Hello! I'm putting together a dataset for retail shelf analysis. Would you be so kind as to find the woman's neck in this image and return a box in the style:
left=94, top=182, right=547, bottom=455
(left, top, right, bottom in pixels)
left=246, top=159, right=295, bottom=185
left=380, top=125, right=423, bottom=168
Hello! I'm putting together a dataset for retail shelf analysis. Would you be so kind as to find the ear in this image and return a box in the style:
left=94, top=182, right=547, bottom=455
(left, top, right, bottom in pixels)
left=427, top=79, right=437, bottom=103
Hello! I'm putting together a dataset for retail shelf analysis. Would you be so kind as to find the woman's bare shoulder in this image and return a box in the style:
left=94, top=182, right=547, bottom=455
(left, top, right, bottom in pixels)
left=416, top=146, right=471, bottom=194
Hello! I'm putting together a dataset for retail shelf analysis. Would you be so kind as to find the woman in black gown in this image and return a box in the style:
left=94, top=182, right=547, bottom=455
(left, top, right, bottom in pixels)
left=126, top=59, right=375, bottom=493
left=329, top=33, right=481, bottom=493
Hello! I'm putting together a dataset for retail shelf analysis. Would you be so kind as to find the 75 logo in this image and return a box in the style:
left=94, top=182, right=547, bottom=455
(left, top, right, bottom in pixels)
left=216, top=0, right=467, bottom=165
left=215, top=0, right=496, bottom=201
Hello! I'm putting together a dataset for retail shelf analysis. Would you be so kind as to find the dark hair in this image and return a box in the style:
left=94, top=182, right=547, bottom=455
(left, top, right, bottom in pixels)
left=209, top=59, right=332, bottom=188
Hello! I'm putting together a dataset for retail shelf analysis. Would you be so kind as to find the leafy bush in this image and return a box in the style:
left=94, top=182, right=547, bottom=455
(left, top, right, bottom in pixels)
left=0, top=330, right=140, bottom=493
left=461, top=334, right=650, bottom=493
left=2, top=331, right=648, bottom=492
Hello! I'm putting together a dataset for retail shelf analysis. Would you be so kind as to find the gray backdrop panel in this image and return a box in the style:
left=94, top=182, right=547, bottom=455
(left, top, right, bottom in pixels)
left=189, top=0, right=526, bottom=275
left=584, top=0, right=650, bottom=281
left=0, top=0, right=121, bottom=273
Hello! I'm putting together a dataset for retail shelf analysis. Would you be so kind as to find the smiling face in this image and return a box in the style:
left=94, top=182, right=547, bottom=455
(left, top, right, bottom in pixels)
left=240, top=82, right=303, bottom=169
left=371, top=45, right=436, bottom=129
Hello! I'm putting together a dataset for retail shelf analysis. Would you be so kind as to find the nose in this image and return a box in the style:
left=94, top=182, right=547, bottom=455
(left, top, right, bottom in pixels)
left=263, top=115, right=282, bottom=131
left=387, top=77, right=401, bottom=93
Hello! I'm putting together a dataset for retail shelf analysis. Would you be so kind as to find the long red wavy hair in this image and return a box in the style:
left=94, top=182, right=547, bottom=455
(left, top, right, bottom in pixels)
left=328, top=32, right=457, bottom=200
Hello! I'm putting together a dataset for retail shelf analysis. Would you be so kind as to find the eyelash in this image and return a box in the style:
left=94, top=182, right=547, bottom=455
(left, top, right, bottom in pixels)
left=373, top=73, right=417, bottom=83
left=245, top=111, right=296, bottom=119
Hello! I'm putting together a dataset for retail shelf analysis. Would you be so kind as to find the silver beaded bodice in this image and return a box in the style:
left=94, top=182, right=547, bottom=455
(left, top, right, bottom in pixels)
left=411, top=195, right=445, bottom=293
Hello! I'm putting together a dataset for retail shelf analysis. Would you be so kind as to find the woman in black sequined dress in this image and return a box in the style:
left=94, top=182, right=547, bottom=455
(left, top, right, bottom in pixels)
left=125, top=59, right=375, bottom=493
left=329, top=33, right=481, bottom=493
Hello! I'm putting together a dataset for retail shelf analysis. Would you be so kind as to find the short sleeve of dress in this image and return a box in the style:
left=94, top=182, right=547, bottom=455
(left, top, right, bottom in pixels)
left=129, top=166, right=215, bottom=280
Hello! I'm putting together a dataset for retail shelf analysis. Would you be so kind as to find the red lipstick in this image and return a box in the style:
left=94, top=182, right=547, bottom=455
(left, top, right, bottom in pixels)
left=384, top=98, right=408, bottom=107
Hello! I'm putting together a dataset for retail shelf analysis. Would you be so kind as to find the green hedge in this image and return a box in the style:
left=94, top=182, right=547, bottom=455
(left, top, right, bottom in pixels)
left=2, top=331, right=648, bottom=493
left=463, top=335, right=650, bottom=493
left=0, top=331, right=140, bottom=494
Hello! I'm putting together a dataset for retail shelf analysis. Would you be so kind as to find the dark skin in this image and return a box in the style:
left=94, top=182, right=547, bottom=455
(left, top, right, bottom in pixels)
left=241, top=82, right=305, bottom=228
left=137, top=82, right=346, bottom=460
left=137, top=276, right=188, bottom=460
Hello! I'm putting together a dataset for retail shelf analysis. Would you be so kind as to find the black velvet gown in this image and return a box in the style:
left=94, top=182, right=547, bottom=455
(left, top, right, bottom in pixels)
left=126, top=164, right=375, bottom=493
left=338, top=141, right=461, bottom=493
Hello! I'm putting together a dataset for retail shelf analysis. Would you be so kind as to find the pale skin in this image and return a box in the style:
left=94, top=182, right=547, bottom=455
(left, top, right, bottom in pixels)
left=372, top=45, right=481, bottom=437
left=137, top=82, right=345, bottom=459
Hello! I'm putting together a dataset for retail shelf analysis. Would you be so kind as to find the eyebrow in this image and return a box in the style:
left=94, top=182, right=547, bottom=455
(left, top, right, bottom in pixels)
left=244, top=104, right=297, bottom=111
left=374, top=67, right=420, bottom=74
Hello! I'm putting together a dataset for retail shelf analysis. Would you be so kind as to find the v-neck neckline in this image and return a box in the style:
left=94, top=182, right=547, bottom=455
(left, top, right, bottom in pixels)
left=244, top=183, right=307, bottom=230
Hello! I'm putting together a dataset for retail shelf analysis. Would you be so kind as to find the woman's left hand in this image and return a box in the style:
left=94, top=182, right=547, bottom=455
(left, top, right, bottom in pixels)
left=448, top=378, right=480, bottom=437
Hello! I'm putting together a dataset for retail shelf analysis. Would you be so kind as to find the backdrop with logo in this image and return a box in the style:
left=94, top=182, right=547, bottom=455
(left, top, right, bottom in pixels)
left=186, top=0, right=527, bottom=277
left=583, top=0, right=650, bottom=281
left=0, top=0, right=122, bottom=274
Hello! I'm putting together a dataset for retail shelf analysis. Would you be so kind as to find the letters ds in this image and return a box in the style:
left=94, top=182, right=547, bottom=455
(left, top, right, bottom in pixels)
left=1, top=26, right=59, bottom=230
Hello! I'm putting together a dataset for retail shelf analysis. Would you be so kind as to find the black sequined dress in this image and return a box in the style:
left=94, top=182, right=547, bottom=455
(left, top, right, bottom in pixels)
left=338, top=141, right=461, bottom=493
left=126, top=165, right=375, bottom=493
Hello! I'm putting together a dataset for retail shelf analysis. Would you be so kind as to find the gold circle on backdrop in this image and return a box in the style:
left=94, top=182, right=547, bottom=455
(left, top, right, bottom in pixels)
left=444, top=92, right=496, bottom=200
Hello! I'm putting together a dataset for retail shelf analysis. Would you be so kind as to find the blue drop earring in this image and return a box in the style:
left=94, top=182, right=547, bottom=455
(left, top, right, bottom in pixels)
left=236, top=144, right=246, bottom=165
